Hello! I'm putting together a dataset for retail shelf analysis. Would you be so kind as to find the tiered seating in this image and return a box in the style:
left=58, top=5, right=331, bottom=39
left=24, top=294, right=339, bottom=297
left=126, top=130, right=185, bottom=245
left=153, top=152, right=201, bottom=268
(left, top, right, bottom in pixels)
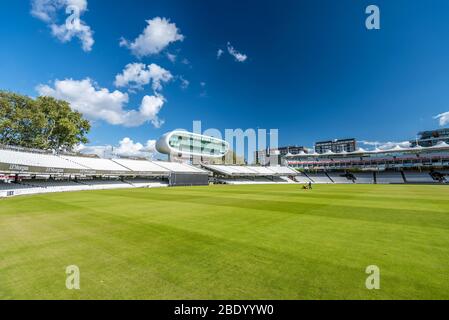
left=217, top=175, right=297, bottom=185
left=125, top=178, right=168, bottom=188
left=81, top=179, right=133, bottom=190
left=0, top=182, right=42, bottom=197
left=0, top=178, right=170, bottom=197
left=248, top=166, right=278, bottom=175
left=327, top=173, right=354, bottom=184
left=0, top=149, right=84, bottom=170
left=59, top=156, right=129, bottom=172
left=218, top=178, right=283, bottom=185
left=440, top=171, right=449, bottom=182
left=353, top=172, right=375, bottom=184
left=254, top=177, right=277, bottom=183
left=112, top=159, right=170, bottom=174
left=153, top=161, right=207, bottom=173
left=306, top=173, right=333, bottom=184
left=25, top=180, right=79, bottom=187
left=278, top=176, right=297, bottom=183
left=205, top=165, right=257, bottom=176
left=23, top=180, right=87, bottom=192
left=0, top=182, right=36, bottom=190
left=217, top=179, right=253, bottom=185
left=376, top=172, right=404, bottom=184
left=294, top=174, right=311, bottom=183
left=204, top=165, right=297, bottom=177
left=267, top=166, right=298, bottom=176
left=404, top=172, right=435, bottom=183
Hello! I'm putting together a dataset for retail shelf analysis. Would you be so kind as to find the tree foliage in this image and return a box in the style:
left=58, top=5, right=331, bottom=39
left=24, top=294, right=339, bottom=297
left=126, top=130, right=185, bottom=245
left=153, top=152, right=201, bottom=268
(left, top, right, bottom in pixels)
left=0, top=91, right=90, bottom=151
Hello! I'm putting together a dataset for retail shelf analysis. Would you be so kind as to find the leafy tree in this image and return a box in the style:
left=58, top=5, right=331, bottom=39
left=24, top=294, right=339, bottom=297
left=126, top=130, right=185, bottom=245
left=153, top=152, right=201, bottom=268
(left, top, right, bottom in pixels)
left=0, top=91, right=90, bottom=151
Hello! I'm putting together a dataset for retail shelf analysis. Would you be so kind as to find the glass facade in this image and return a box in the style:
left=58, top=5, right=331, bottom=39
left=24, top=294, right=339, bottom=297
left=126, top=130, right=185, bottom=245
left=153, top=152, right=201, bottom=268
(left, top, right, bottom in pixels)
left=315, top=139, right=357, bottom=154
left=168, top=132, right=228, bottom=157
left=410, top=128, right=449, bottom=147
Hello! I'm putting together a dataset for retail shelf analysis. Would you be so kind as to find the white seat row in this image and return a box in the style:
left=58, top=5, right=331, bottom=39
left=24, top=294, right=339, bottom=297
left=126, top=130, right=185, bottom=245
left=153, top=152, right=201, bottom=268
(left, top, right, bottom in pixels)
left=0, top=182, right=35, bottom=190
left=125, top=179, right=169, bottom=188
left=266, top=166, right=298, bottom=175
left=354, top=173, right=375, bottom=184
left=305, top=173, right=333, bottom=184
left=404, top=172, right=435, bottom=183
left=59, top=156, right=129, bottom=172
left=205, top=165, right=298, bottom=176
left=0, top=178, right=169, bottom=197
left=152, top=161, right=208, bottom=173
left=217, top=178, right=293, bottom=185
left=0, top=149, right=84, bottom=170
left=375, top=172, right=404, bottom=184
left=294, top=174, right=312, bottom=183
left=327, top=173, right=354, bottom=184
left=207, top=165, right=257, bottom=175
left=0, top=148, right=206, bottom=175
left=112, top=159, right=170, bottom=174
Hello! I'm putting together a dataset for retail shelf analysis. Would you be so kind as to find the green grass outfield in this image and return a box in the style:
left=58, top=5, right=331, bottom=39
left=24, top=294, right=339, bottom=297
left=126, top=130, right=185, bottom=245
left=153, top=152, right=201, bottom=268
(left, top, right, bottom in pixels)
left=1, top=184, right=449, bottom=300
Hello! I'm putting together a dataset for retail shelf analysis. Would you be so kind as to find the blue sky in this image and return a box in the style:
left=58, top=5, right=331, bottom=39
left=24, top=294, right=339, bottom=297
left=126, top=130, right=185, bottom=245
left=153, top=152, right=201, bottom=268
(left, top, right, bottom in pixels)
left=2, top=0, right=449, bottom=156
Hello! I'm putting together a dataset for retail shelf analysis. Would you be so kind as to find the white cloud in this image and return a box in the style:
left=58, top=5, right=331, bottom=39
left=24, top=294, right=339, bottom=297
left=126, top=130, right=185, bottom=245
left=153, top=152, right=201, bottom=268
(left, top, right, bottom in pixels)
left=139, top=95, right=165, bottom=128
left=359, top=140, right=411, bottom=150
left=115, top=137, right=157, bottom=157
left=217, top=49, right=224, bottom=59
left=31, top=0, right=94, bottom=52
left=36, top=78, right=165, bottom=128
left=50, top=20, right=94, bottom=52
left=114, top=63, right=173, bottom=91
left=114, top=63, right=149, bottom=89
left=166, top=52, right=177, bottom=63
left=31, top=0, right=64, bottom=22
left=179, top=76, right=189, bottom=90
left=226, top=42, right=247, bottom=62
left=120, top=17, right=184, bottom=57
left=434, top=111, right=449, bottom=126
left=76, top=138, right=157, bottom=159
left=74, top=143, right=111, bottom=158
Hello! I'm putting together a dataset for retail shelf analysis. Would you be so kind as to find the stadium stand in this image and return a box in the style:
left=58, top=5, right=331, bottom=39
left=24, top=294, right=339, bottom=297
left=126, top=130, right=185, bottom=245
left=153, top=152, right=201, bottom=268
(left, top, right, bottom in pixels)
left=124, top=178, right=169, bottom=188
left=204, top=164, right=299, bottom=185
left=22, top=179, right=88, bottom=193
left=217, top=176, right=294, bottom=185
left=375, top=172, right=405, bottom=184
left=204, top=164, right=298, bottom=177
left=278, top=176, right=297, bottom=183
left=248, top=166, right=280, bottom=176
left=440, top=171, right=449, bottom=183
left=353, top=172, right=375, bottom=184
left=293, top=173, right=311, bottom=183
left=306, top=173, right=333, bottom=184
left=0, top=182, right=41, bottom=197
left=265, top=166, right=298, bottom=176
left=0, top=148, right=85, bottom=170
left=403, top=172, right=435, bottom=183
left=112, top=159, right=170, bottom=175
left=59, top=155, right=130, bottom=172
left=78, top=179, right=134, bottom=190
left=152, top=161, right=207, bottom=174
left=327, top=172, right=355, bottom=184
left=0, top=181, right=36, bottom=191
left=2, top=142, right=448, bottom=197
left=0, top=146, right=210, bottom=196
left=204, top=165, right=257, bottom=176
